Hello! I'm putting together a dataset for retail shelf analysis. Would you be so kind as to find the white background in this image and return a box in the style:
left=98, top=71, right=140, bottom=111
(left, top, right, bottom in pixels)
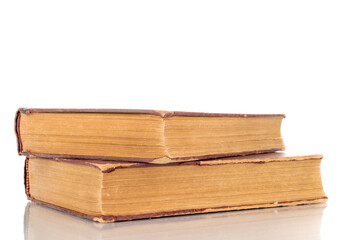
left=0, top=1, right=359, bottom=239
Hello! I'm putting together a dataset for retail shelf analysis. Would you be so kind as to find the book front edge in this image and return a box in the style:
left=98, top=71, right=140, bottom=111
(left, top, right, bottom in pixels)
left=15, top=108, right=286, bottom=162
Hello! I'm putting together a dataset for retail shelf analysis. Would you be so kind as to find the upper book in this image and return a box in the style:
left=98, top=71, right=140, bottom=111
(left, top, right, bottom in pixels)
left=15, top=108, right=285, bottom=164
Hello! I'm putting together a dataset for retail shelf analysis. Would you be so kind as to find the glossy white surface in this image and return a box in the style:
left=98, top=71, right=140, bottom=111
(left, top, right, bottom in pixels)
left=25, top=203, right=326, bottom=240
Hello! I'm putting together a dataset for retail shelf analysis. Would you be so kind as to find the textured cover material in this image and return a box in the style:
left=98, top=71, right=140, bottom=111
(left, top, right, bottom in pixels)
left=15, top=108, right=285, bottom=163
left=24, top=153, right=328, bottom=223
left=17, top=108, right=286, bottom=118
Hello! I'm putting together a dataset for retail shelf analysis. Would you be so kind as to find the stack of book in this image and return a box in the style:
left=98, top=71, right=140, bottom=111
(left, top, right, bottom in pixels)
left=16, top=108, right=327, bottom=223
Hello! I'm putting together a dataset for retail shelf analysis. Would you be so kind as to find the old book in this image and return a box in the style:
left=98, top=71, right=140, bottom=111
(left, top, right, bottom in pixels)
left=25, top=202, right=326, bottom=240
left=25, top=153, right=327, bottom=222
left=16, top=108, right=285, bottom=164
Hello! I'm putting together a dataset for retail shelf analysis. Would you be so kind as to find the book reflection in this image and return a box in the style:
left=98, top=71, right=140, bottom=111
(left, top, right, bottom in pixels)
left=24, top=202, right=326, bottom=240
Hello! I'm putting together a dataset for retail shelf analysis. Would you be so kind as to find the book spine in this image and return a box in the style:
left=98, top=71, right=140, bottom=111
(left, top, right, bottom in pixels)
left=24, top=157, right=31, bottom=199
left=15, top=109, right=23, bottom=155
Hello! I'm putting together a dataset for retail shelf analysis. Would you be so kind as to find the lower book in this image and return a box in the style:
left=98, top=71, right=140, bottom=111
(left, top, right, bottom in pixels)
left=25, top=152, right=327, bottom=223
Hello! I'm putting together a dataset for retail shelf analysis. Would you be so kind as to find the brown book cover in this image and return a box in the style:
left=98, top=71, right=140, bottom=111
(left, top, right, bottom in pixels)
left=16, top=108, right=285, bottom=164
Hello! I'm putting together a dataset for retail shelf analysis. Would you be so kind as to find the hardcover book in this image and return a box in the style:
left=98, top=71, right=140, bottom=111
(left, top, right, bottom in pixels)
left=25, top=153, right=327, bottom=222
left=16, top=108, right=285, bottom=164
